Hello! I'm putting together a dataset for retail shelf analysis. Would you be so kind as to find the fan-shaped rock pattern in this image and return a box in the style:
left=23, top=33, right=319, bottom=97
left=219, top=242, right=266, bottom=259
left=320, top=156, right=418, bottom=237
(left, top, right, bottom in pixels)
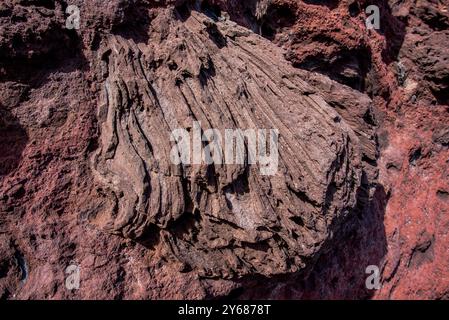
left=89, top=7, right=375, bottom=279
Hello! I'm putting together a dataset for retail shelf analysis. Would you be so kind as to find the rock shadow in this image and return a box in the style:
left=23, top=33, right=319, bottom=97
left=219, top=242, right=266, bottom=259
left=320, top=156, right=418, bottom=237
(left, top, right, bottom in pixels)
left=375, top=0, right=408, bottom=64
left=111, top=0, right=153, bottom=44
left=0, top=28, right=88, bottom=89
left=0, top=108, right=28, bottom=177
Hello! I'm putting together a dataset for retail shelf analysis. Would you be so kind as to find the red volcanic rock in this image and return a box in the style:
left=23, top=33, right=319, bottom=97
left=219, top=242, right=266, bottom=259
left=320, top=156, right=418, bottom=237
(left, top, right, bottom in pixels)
left=0, top=0, right=448, bottom=300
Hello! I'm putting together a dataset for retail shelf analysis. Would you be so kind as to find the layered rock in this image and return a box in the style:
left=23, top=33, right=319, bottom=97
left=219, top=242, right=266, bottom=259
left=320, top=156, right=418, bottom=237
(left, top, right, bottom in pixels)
left=89, top=7, right=375, bottom=279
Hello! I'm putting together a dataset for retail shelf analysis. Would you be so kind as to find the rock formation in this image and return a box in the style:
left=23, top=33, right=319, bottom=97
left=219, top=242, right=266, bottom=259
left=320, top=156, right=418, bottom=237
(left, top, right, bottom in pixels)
left=0, top=0, right=447, bottom=299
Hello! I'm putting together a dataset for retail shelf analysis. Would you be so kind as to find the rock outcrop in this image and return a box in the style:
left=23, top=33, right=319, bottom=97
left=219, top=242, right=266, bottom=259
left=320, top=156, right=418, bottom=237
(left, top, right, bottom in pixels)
left=88, top=7, right=377, bottom=279
left=0, top=0, right=447, bottom=300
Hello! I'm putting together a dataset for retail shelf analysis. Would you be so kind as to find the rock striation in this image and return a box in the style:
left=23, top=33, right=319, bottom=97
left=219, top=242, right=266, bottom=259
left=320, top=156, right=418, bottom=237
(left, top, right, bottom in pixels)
left=89, top=6, right=376, bottom=279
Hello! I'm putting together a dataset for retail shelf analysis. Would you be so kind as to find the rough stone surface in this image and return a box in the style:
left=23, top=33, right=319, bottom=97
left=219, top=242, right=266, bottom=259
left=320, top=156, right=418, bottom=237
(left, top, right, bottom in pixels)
left=0, top=0, right=448, bottom=299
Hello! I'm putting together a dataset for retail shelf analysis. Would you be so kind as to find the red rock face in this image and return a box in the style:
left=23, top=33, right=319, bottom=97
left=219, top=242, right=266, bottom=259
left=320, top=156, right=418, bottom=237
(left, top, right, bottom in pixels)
left=0, top=0, right=448, bottom=300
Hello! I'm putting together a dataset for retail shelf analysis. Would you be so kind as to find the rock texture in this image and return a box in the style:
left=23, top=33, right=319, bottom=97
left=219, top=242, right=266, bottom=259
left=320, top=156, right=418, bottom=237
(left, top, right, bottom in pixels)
left=0, top=0, right=447, bottom=300
left=90, top=7, right=378, bottom=280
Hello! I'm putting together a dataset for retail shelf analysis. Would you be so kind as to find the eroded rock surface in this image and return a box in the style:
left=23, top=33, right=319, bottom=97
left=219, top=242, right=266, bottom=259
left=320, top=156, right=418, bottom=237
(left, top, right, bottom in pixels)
left=0, top=0, right=447, bottom=300
left=88, top=7, right=376, bottom=279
